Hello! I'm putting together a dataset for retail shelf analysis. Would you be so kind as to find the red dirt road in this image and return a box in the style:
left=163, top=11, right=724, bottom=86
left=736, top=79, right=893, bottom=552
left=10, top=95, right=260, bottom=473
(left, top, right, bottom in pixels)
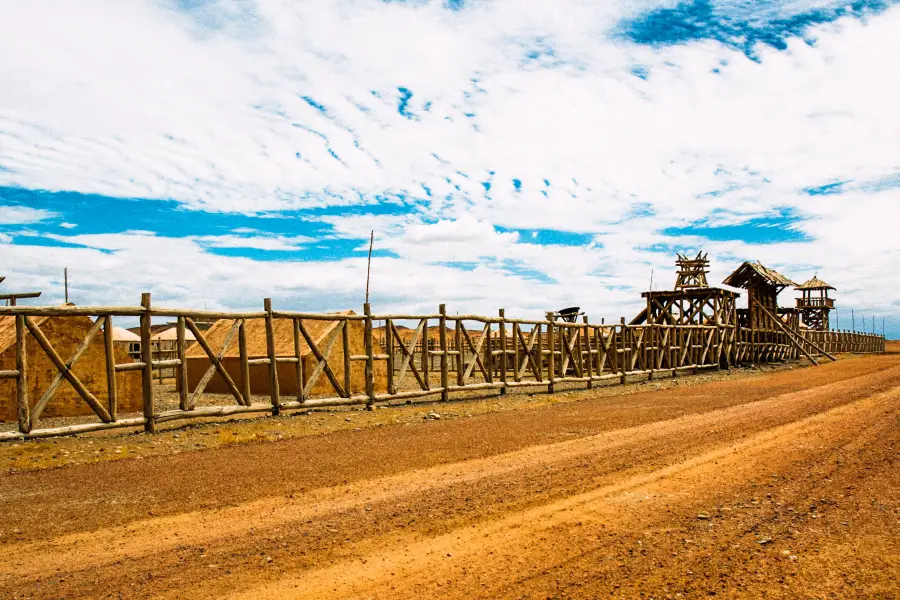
left=1, top=350, right=898, bottom=599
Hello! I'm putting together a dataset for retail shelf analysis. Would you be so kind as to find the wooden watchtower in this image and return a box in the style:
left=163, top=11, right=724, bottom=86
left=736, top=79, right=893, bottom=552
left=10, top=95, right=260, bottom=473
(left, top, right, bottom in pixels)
left=795, top=276, right=835, bottom=331
left=722, top=262, right=796, bottom=330
left=632, top=252, right=739, bottom=327
left=674, top=252, right=710, bottom=289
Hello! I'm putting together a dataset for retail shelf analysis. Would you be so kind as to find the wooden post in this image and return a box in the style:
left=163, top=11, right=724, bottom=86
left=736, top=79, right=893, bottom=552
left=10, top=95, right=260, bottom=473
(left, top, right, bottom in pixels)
left=546, top=313, right=556, bottom=393
left=455, top=320, right=463, bottom=387
left=103, top=315, right=118, bottom=421
left=264, top=298, right=280, bottom=415
left=439, top=305, right=449, bottom=402
left=385, top=319, right=395, bottom=394
left=512, top=322, right=521, bottom=383
left=140, top=293, right=155, bottom=433
left=583, top=316, right=593, bottom=389
left=422, top=318, right=429, bottom=390
left=498, top=309, right=507, bottom=395
left=619, top=318, right=627, bottom=384
left=364, top=303, right=376, bottom=409
left=342, top=316, right=351, bottom=398
left=293, top=318, right=305, bottom=404
left=15, top=314, right=29, bottom=434
left=238, top=319, right=251, bottom=406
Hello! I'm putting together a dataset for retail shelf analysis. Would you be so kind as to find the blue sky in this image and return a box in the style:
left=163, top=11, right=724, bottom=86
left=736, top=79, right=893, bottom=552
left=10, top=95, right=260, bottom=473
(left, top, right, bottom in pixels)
left=0, top=0, right=898, bottom=336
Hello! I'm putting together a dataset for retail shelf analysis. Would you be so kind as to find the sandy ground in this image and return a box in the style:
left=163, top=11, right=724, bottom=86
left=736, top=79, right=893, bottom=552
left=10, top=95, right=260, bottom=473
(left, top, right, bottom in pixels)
left=0, top=345, right=897, bottom=599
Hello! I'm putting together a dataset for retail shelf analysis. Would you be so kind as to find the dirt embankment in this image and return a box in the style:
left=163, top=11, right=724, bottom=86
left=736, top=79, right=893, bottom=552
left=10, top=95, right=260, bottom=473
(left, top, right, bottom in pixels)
left=0, top=348, right=897, bottom=599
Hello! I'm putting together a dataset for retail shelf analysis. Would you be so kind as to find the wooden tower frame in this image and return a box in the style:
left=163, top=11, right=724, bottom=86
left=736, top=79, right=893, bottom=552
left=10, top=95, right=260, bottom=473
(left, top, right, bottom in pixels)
left=633, top=253, right=739, bottom=328
left=674, top=252, right=710, bottom=290
left=795, top=276, right=835, bottom=331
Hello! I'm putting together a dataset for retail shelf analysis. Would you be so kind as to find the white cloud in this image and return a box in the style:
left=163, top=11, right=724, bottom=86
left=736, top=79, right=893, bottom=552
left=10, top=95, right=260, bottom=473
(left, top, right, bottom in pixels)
left=0, top=206, right=58, bottom=224
left=193, top=234, right=313, bottom=251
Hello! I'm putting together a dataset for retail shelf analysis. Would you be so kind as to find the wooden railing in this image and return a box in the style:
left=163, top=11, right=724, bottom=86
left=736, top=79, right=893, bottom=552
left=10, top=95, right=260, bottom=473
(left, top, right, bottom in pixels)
left=0, top=295, right=886, bottom=441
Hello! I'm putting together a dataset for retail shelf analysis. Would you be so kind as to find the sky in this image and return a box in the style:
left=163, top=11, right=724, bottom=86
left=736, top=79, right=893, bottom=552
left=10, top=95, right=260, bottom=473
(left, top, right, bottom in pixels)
left=0, top=0, right=898, bottom=336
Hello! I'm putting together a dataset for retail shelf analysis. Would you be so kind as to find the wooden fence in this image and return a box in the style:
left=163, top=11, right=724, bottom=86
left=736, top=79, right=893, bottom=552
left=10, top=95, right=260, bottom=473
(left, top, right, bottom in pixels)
left=0, top=295, right=886, bottom=441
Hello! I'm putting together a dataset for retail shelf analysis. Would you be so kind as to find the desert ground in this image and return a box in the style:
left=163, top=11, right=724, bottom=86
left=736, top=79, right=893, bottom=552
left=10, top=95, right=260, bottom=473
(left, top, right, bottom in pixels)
left=0, top=343, right=897, bottom=599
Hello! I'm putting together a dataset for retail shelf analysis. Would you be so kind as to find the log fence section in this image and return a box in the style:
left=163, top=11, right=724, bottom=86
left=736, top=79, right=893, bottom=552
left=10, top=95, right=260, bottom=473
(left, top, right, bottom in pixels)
left=0, top=297, right=886, bottom=441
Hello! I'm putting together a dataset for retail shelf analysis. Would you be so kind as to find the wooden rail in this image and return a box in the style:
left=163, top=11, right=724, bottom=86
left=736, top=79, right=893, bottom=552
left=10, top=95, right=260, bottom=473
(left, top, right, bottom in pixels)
left=0, top=296, right=886, bottom=441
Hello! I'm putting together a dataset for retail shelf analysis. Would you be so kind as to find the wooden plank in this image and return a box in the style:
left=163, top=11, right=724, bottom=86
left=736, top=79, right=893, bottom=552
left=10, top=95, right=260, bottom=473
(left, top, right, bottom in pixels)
left=15, top=315, right=29, bottom=434
left=0, top=417, right=146, bottom=441
left=0, top=306, right=145, bottom=317
left=186, top=317, right=244, bottom=408
left=103, top=315, right=118, bottom=422
left=26, top=316, right=111, bottom=426
left=155, top=404, right=272, bottom=424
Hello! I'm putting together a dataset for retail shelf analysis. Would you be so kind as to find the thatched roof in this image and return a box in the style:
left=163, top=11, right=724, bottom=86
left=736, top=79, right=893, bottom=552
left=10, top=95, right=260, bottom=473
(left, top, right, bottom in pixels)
left=184, top=311, right=356, bottom=358
left=0, top=315, right=51, bottom=355
left=111, top=326, right=141, bottom=342
left=723, top=261, right=797, bottom=290
left=795, top=276, right=835, bottom=291
left=152, top=327, right=196, bottom=341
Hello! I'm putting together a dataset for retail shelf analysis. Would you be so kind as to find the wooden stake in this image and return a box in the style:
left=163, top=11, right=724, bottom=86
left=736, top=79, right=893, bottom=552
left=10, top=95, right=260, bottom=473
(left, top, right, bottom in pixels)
left=365, top=230, right=374, bottom=304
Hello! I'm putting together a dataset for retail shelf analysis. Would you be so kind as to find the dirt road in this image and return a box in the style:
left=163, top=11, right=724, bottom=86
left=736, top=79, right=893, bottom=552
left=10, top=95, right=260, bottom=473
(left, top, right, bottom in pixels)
left=1, top=350, right=898, bottom=599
